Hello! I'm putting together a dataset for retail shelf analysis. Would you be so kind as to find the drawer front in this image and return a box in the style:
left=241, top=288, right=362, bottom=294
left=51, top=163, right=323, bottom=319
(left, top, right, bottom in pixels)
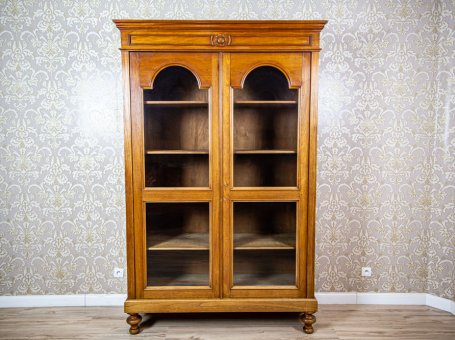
left=123, top=31, right=317, bottom=51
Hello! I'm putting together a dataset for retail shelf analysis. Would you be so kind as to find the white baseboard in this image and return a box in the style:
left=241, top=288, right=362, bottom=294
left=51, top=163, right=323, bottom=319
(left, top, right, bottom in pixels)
left=315, top=292, right=357, bottom=304
left=0, top=294, right=85, bottom=308
left=425, top=294, right=455, bottom=314
left=356, top=292, right=426, bottom=305
left=0, top=293, right=453, bottom=314
left=85, top=294, right=127, bottom=306
left=0, top=294, right=126, bottom=308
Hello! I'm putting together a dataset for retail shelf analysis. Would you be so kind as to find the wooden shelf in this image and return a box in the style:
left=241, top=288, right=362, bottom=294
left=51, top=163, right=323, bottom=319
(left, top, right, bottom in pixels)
left=148, top=273, right=209, bottom=286
left=234, top=100, right=297, bottom=105
left=234, top=150, right=296, bottom=155
left=147, top=233, right=294, bottom=250
left=148, top=233, right=209, bottom=250
left=146, top=150, right=209, bottom=155
left=233, top=273, right=295, bottom=286
left=144, top=100, right=208, bottom=106
left=234, top=233, right=295, bottom=250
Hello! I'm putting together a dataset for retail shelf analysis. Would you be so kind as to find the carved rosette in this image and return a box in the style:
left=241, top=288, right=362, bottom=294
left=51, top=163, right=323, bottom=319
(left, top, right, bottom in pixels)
left=210, top=34, right=232, bottom=47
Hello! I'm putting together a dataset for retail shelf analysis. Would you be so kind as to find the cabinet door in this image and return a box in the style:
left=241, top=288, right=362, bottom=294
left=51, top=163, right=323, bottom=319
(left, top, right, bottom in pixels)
left=221, top=53, right=311, bottom=298
left=130, top=52, right=221, bottom=298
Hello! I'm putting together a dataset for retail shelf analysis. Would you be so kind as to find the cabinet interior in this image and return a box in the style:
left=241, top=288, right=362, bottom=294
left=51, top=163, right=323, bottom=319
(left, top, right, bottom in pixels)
left=146, top=202, right=210, bottom=286
left=143, top=66, right=209, bottom=188
left=233, top=66, right=298, bottom=187
left=233, top=202, right=297, bottom=286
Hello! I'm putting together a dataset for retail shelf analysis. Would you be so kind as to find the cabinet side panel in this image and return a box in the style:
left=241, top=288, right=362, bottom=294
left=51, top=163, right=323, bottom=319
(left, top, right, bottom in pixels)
left=297, top=52, right=312, bottom=296
left=307, top=52, right=319, bottom=298
left=122, top=51, right=135, bottom=299
left=130, top=53, right=146, bottom=298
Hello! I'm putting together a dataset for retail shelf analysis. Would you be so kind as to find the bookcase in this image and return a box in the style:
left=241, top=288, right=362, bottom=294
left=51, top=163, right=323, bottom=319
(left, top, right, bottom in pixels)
left=115, top=20, right=326, bottom=335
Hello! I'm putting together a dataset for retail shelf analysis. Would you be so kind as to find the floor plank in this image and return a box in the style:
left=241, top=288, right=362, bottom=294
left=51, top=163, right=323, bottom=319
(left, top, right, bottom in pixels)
left=0, top=305, right=453, bottom=339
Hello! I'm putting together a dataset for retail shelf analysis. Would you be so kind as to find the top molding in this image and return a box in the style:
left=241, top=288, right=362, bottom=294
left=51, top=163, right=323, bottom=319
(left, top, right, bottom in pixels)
left=113, top=20, right=328, bottom=52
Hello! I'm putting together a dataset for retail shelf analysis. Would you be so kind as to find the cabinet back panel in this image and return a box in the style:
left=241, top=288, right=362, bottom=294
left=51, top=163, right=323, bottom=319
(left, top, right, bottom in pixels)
left=147, top=250, right=209, bottom=286
left=233, top=202, right=296, bottom=234
left=145, top=154, right=209, bottom=187
left=233, top=249, right=296, bottom=286
left=234, top=154, right=296, bottom=187
left=234, top=107, right=297, bottom=151
left=144, top=107, right=209, bottom=151
left=146, top=203, right=209, bottom=234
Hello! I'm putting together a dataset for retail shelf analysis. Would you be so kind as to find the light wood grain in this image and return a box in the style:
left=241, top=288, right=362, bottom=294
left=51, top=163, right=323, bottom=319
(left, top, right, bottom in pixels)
left=114, top=20, right=327, bottom=52
left=121, top=50, right=136, bottom=300
left=306, top=51, right=319, bottom=299
left=1, top=305, right=454, bottom=339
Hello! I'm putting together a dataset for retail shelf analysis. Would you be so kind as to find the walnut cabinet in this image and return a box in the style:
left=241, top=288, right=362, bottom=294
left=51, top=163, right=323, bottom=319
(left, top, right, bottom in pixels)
left=115, top=20, right=326, bottom=335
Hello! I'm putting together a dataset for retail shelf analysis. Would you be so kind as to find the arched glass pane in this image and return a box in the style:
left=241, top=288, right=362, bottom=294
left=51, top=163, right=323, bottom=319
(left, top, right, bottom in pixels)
left=233, top=66, right=298, bottom=187
left=143, top=66, right=209, bottom=187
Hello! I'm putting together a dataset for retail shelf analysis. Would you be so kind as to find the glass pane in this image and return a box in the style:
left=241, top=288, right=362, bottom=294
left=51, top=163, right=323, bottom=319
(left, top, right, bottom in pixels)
left=234, top=250, right=295, bottom=285
left=233, top=202, right=296, bottom=286
left=146, top=203, right=210, bottom=286
left=233, top=66, right=298, bottom=187
left=144, top=66, right=209, bottom=187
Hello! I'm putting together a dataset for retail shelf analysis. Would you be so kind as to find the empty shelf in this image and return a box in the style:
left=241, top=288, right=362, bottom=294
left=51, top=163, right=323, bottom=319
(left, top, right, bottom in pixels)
left=148, top=233, right=209, bottom=250
left=234, top=233, right=295, bottom=249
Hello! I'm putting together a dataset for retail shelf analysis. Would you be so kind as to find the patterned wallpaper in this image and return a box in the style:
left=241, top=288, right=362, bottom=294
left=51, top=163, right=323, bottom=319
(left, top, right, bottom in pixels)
left=0, top=1, right=454, bottom=300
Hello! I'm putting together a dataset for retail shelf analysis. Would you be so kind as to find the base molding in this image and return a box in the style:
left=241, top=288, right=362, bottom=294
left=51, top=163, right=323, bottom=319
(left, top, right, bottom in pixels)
left=0, top=293, right=453, bottom=315
left=125, top=298, right=317, bottom=313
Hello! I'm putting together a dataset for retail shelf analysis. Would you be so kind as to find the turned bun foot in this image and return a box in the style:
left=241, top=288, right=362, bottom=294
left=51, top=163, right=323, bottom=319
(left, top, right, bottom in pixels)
left=300, top=312, right=316, bottom=334
left=126, top=313, right=142, bottom=335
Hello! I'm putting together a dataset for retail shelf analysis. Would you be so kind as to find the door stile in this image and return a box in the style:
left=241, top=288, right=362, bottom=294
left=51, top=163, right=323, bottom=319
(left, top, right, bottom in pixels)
left=221, top=53, right=233, bottom=297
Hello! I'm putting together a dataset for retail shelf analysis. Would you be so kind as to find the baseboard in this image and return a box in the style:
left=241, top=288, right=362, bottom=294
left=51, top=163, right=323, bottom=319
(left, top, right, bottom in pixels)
left=426, top=294, right=455, bottom=314
left=0, top=294, right=85, bottom=308
left=0, top=294, right=126, bottom=308
left=315, top=292, right=357, bottom=304
left=85, top=294, right=127, bottom=306
left=0, top=293, right=453, bottom=314
left=356, top=292, right=426, bottom=305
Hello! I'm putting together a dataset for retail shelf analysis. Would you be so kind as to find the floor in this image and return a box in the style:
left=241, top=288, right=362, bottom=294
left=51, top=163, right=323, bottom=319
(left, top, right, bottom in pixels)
left=0, top=305, right=454, bottom=339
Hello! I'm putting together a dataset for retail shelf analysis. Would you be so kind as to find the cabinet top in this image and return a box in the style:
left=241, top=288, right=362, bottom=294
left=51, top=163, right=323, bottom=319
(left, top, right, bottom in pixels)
left=114, top=20, right=327, bottom=52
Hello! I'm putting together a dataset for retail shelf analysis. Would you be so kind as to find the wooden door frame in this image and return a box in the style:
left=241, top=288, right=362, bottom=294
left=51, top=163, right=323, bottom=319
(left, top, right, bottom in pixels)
left=129, top=51, right=221, bottom=299
left=221, top=52, right=313, bottom=299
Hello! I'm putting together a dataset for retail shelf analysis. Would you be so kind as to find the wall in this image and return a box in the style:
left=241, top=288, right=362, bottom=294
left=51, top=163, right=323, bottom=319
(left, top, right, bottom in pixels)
left=0, top=0, right=453, bottom=300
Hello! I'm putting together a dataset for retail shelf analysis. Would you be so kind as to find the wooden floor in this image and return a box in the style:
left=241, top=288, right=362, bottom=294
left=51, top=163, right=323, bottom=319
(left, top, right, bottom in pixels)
left=0, top=305, right=454, bottom=339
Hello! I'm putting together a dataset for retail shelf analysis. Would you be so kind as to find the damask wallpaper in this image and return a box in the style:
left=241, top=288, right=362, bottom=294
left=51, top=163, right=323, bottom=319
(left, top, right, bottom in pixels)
left=0, top=0, right=454, bottom=300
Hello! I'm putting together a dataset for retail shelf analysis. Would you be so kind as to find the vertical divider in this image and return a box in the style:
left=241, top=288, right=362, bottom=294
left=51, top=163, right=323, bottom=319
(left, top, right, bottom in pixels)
left=210, top=52, right=221, bottom=297
left=221, top=53, right=233, bottom=297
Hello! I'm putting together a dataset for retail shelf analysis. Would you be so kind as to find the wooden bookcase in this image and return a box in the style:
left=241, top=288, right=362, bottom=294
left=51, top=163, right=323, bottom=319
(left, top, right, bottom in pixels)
left=115, top=20, right=327, bottom=335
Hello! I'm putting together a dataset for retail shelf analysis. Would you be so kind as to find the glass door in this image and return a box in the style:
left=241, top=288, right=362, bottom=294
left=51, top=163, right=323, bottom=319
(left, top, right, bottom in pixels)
left=130, top=52, right=220, bottom=299
left=222, top=53, right=309, bottom=298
